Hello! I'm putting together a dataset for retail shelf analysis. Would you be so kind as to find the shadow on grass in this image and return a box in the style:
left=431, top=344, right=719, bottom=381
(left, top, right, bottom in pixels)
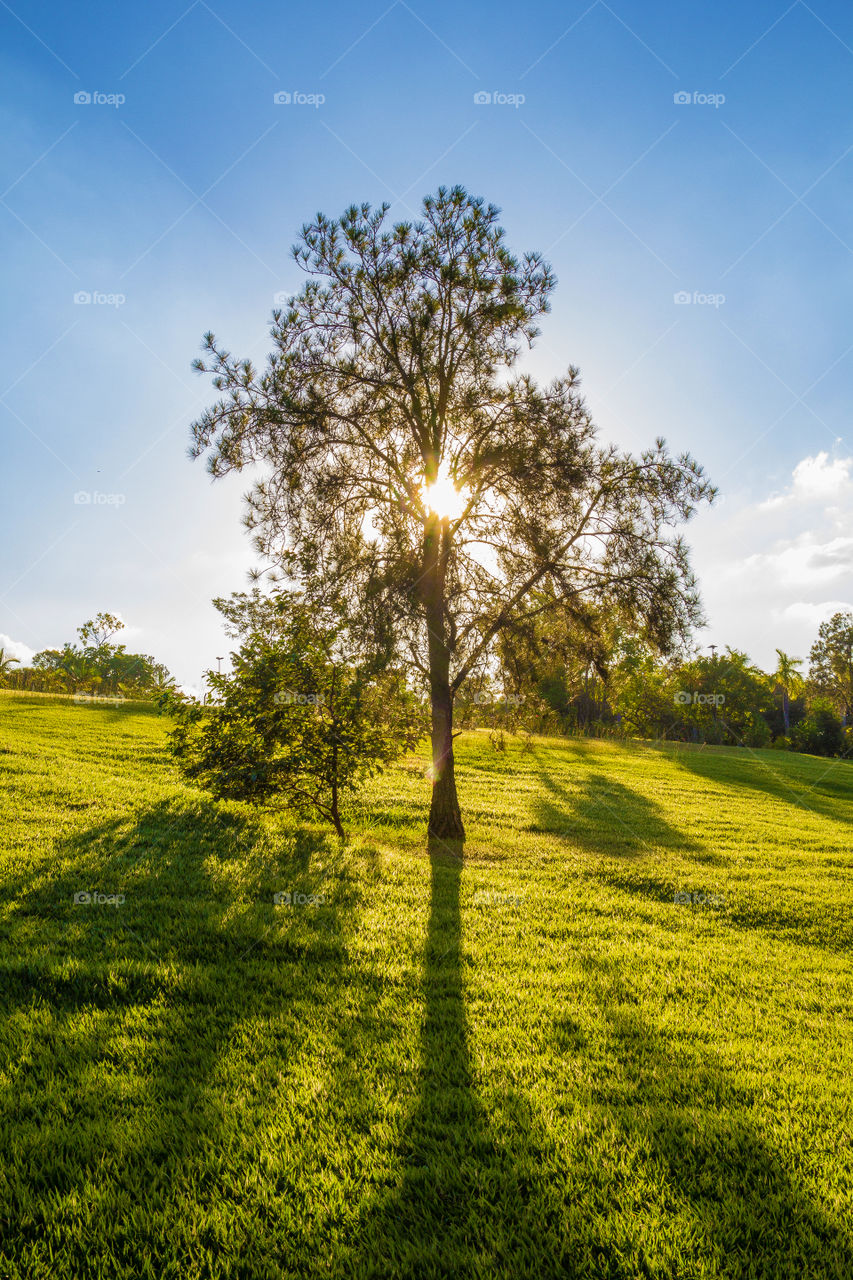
left=582, top=957, right=853, bottom=1278
left=590, top=864, right=853, bottom=955
left=0, top=798, right=381, bottom=1275
left=338, top=836, right=558, bottom=1277
left=659, top=742, right=853, bottom=827
left=339, top=841, right=851, bottom=1278
left=3, top=795, right=851, bottom=1277
left=529, top=768, right=705, bottom=857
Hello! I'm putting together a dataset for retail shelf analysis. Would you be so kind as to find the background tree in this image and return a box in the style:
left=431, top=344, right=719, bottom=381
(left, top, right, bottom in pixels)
left=0, top=648, right=20, bottom=683
left=672, top=648, right=773, bottom=747
left=770, top=649, right=804, bottom=735
left=189, top=186, right=715, bottom=840
left=78, top=612, right=124, bottom=650
left=162, top=594, right=423, bottom=837
left=8, top=615, right=174, bottom=698
left=791, top=700, right=845, bottom=758
left=808, top=612, right=853, bottom=723
left=496, top=597, right=618, bottom=733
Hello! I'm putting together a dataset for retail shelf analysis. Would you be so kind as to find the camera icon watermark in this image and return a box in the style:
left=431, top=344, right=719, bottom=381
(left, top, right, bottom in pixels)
left=674, top=890, right=725, bottom=907
left=73, top=91, right=125, bottom=108
left=474, top=90, right=525, bottom=108
left=674, top=291, right=725, bottom=307
left=73, top=890, right=126, bottom=906
left=674, top=690, right=725, bottom=707
left=273, top=90, right=325, bottom=107
left=74, top=491, right=126, bottom=506
left=673, top=91, right=725, bottom=108
left=74, top=291, right=126, bottom=307
left=273, top=890, right=327, bottom=906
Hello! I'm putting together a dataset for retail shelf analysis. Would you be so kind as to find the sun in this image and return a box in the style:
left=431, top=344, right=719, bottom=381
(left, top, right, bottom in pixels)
left=421, top=463, right=469, bottom=521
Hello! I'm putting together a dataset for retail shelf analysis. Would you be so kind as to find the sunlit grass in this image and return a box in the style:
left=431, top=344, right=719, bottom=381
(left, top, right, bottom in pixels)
left=1, top=691, right=852, bottom=1278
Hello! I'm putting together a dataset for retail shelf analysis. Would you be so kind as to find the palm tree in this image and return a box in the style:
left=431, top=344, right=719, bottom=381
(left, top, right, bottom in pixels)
left=772, top=649, right=804, bottom=735
left=0, top=648, right=20, bottom=684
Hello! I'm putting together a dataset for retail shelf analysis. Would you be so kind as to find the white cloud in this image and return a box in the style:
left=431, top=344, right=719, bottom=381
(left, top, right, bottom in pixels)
left=779, top=600, right=852, bottom=626
left=760, top=450, right=852, bottom=509
left=737, top=535, right=853, bottom=587
left=689, top=450, right=853, bottom=667
left=178, top=683, right=204, bottom=700
left=0, top=634, right=35, bottom=665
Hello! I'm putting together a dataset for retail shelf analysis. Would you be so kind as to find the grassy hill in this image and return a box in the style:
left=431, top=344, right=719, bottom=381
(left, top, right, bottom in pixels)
left=1, top=691, right=852, bottom=1279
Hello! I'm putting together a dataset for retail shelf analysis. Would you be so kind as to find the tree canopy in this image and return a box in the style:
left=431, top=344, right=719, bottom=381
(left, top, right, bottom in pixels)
left=190, top=185, right=715, bottom=840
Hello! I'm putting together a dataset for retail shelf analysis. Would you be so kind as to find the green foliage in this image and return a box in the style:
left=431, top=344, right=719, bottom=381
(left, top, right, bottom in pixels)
left=189, top=185, right=715, bottom=838
left=510, top=619, right=847, bottom=757
left=808, top=611, right=853, bottom=719
left=5, top=614, right=175, bottom=698
left=163, top=600, right=423, bottom=836
left=790, top=701, right=845, bottom=757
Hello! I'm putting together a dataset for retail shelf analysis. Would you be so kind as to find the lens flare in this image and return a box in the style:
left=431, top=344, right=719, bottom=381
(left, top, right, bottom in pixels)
left=421, top=463, right=469, bottom=521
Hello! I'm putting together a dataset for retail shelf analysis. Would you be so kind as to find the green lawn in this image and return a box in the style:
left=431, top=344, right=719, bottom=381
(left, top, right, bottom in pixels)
left=1, top=691, right=852, bottom=1279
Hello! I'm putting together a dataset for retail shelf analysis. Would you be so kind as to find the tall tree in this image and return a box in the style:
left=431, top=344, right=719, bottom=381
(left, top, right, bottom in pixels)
left=771, top=649, right=803, bottom=735
left=809, top=612, right=853, bottom=723
left=190, top=186, right=714, bottom=840
left=0, top=648, right=20, bottom=680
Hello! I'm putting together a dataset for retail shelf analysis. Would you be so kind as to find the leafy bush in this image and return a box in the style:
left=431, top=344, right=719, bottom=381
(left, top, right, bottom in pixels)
left=790, top=703, right=844, bottom=757
left=161, top=606, right=424, bottom=837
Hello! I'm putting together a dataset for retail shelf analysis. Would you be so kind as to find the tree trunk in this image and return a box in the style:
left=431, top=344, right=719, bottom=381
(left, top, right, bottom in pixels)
left=428, top=662, right=465, bottom=841
left=422, top=514, right=465, bottom=843
left=330, top=755, right=345, bottom=840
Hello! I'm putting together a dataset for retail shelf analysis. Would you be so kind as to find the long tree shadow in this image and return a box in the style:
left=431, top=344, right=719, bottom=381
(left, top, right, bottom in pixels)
left=335, top=835, right=637, bottom=1279
left=658, top=743, right=853, bottom=827
left=530, top=768, right=706, bottom=858
left=340, top=838, right=490, bottom=1273
left=581, top=956, right=853, bottom=1278
left=338, top=837, right=575, bottom=1278
left=0, top=798, right=381, bottom=1276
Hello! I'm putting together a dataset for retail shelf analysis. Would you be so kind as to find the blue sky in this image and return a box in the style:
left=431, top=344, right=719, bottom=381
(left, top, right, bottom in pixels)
left=2, top=0, right=852, bottom=686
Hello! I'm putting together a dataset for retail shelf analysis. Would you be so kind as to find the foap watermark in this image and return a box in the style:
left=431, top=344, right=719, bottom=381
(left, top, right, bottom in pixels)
left=472, top=889, right=527, bottom=909
left=273, top=890, right=327, bottom=906
left=74, top=90, right=125, bottom=108
left=470, top=691, right=525, bottom=708
left=274, top=690, right=325, bottom=706
left=674, top=890, right=725, bottom=907
left=74, top=890, right=126, bottom=906
left=273, top=90, right=325, bottom=107
left=675, top=691, right=725, bottom=707
left=74, top=491, right=126, bottom=506
left=74, top=291, right=126, bottom=307
left=674, top=291, right=725, bottom=307
left=474, top=90, right=525, bottom=108
left=673, top=90, right=725, bottom=108
left=73, top=693, right=124, bottom=705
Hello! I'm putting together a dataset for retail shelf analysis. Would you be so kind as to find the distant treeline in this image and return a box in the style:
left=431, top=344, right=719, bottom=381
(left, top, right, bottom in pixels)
left=3, top=607, right=851, bottom=761
left=0, top=613, right=175, bottom=699
left=462, top=610, right=853, bottom=759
